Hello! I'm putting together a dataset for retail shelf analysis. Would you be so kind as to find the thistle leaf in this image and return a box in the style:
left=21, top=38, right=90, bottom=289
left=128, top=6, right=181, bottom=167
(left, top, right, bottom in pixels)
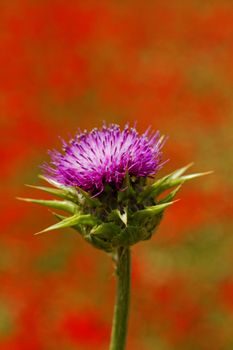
left=16, top=197, right=77, bottom=214
left=38, top=175, right=64, bottom=188
left=38, top=175, right=77, bottom=199
left=158, top=184, right=183, bottom=204
left=35, top=214, right=98, bottom=235
left=51, top=212, right=85, bottom=234
left=178, top=171, right=213, bottom=181
left=108, top=209, right=127, bottom=226
left=153, top=170, right=213, bottom=197
left=168, top=162, right=194, bottom=179
left=118, top=208, right=128, bottom=226
left=76, top=186, right=101, bottom=207
left=117, top=170, right=135, bottom=202
left=90, top=223, right=121, bottom=240
left=150, top=163, right=194, bottom=195
left=131, top=201, right=175, bottom=221
left=138, top=163, right=193, bottom=202
left=51, top=212, right=67, bottom=221
left=140, top=163, right=212, bottom=200
left=25, top=185, right=69, bottom=199
left=39, top=174, right=101, bottom=206
left=112, top=225, right=152, bottom=247
left=86, top=235, right=112, bottom=252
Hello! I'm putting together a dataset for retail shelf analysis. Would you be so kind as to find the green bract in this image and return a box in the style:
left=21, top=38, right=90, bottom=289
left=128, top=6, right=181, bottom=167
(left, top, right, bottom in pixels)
left=18, top=164, right=211, bottom=253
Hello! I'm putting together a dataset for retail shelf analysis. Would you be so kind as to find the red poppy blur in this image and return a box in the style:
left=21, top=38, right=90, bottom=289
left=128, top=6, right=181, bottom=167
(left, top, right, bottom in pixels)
left=1, top=1, right=232, bottom=349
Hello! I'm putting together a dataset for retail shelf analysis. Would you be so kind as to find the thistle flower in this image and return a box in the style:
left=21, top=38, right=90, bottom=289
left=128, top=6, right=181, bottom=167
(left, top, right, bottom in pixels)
left=43, top=123, right=165, bottom=194
left=18, top=122, right=211, bottom=350
left=18, top=123, right=210, bottom=252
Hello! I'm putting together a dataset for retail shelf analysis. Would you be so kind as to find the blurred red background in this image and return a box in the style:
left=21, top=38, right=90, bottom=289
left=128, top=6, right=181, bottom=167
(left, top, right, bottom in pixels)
left=1, top=1, right=233, bottom=349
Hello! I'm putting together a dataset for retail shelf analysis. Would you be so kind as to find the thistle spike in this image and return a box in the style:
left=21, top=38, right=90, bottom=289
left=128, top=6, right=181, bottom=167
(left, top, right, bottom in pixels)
left=158, top=184, right=183, bottom=204
left=131, top=200, right=176, bottom=221
left=76, top=186, right=101, bottom=207
left=25, top=184, right=69, bottom=199
left=169, top=162, right=194, bottom=179
left=16, top=197, right=77, bottom=214
left=140, top=167, right=212, bottom=200
left=35, top=214, right=98, bottom=235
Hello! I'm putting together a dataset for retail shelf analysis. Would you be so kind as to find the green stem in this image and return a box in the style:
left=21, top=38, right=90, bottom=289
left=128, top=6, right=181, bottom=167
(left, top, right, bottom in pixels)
left=110, top=247, right=131, bottom=350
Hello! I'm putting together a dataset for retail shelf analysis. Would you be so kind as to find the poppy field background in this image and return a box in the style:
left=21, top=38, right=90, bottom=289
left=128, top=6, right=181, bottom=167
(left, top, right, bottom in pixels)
left=1, top=1, right=233, bottom=349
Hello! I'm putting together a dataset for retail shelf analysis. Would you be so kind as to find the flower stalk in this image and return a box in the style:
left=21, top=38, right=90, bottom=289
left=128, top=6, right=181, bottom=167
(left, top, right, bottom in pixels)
left=110, top=247, right=131, bottom=350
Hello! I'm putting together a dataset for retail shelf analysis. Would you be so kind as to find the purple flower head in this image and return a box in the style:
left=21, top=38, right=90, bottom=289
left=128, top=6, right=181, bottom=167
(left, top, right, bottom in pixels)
left=43, top=123, right=165, bottom=195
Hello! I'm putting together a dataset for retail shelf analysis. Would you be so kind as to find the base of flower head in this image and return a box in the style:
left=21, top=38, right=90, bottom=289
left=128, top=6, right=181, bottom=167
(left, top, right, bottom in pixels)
left=18, top=163, right=211, bottom=253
